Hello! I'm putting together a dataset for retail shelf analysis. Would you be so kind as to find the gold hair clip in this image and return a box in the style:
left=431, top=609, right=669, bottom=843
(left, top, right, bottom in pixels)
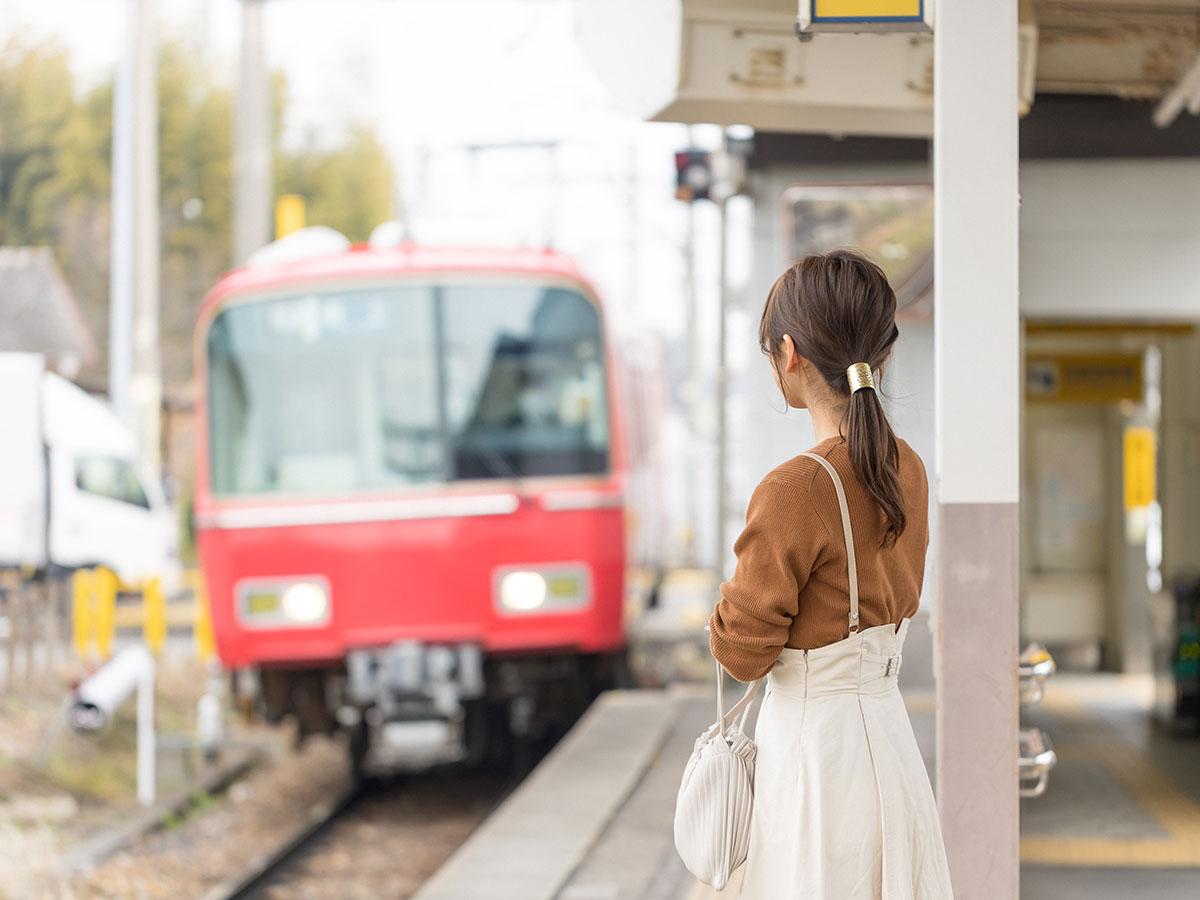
left=846, top=362, right=875, bottom=393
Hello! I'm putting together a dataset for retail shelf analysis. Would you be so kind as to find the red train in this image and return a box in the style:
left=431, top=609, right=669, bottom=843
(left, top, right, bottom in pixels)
left=194, top=236, right=659, bottom=771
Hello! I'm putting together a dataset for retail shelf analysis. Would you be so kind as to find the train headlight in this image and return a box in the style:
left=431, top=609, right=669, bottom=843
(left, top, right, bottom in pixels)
left=237, top=576, right=331, bottom=628
left=494, top=565, right=591, bottom=616
left=281, top=581, right=329, bottom=624
left=498, top=571, right=547, bottom=612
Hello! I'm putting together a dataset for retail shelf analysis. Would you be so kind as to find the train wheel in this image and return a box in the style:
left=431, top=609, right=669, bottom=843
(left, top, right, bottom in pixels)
left=461, top=700, right=490, bottom=768
left=608, top=650, right=635, bottom=691
left=589, top=650, right=633, bottom=696
left=347, top=719, right=370, bottom=782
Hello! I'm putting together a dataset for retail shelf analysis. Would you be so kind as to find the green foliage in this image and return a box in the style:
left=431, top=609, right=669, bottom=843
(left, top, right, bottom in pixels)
left=0, top=38, right=76, bottom=245
left=278, top=127, right=395, bottom=243
left=0, top=37, right=113, bottom=361
left=0, top=32, right=398, bottom=390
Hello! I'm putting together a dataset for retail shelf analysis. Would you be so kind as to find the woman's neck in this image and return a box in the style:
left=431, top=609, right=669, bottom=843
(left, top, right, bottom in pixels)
left=809, top=402, right=844, bottom=444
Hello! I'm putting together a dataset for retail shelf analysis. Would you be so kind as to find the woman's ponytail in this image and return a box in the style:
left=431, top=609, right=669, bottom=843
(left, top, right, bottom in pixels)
left=845, top=380, right=905, bottom=547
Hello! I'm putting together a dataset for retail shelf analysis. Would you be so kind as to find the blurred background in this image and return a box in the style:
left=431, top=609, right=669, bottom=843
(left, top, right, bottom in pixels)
left=0, top=0, right=729, bottom=565
left=2, top=1, right=1200, bottom=898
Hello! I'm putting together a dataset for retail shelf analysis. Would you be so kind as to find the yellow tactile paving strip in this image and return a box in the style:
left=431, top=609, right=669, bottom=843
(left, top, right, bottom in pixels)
left=1020, top=680, right=1200, bottom=867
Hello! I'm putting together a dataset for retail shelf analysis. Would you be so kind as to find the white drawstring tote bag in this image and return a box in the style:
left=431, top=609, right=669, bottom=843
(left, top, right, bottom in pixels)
left=673, top=654, right=763, bottom=890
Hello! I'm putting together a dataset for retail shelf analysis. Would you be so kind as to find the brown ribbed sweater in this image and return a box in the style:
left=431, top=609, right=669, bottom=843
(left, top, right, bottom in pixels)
left=709, top=435, right=930, bottom=682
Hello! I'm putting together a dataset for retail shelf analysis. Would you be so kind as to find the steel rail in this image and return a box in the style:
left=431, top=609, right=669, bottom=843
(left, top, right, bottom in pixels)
left=202, top=779, right=369, bottom=900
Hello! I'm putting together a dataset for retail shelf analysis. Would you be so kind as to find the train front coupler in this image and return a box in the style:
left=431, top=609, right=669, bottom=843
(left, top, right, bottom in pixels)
left=338, top=640, right=486, bottom=773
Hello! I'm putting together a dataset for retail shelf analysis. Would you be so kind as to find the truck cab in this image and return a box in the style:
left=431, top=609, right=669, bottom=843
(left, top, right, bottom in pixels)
left=0, top=353, right=180, bottom=588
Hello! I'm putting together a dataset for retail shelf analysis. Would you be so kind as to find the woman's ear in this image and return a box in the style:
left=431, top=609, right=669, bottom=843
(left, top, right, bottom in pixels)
left=779, top=335, right=801, bottom=373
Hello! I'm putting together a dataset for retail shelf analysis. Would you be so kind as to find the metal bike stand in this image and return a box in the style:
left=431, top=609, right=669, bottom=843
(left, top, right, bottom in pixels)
left=1018, top=642, right=1058, bottom=799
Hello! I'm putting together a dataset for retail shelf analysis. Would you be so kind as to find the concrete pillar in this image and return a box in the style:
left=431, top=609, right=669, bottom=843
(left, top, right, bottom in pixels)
left=933, top=1, right=1021, bottom=898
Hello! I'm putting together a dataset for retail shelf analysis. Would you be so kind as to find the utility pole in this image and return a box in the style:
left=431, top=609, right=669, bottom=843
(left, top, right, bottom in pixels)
left=682, top=191, right=699, bottom=566
left=626, top=142, right=638, bottom=323
left=674, top=137, right=742, bottom=575
left=234, top=0, right=272, bottom=263
left=714, top=195, right=730, bottom=577
left=110, top=0, right=161, bottom=473
left=712, top=130, right=751, bottom=577
left=130, top=0, right=161, bottom=474
left=682, top=125, right=702, bottom=567
left=546, top=142, right=561, bottom=248
left=109, top=0, right=135, bottom=424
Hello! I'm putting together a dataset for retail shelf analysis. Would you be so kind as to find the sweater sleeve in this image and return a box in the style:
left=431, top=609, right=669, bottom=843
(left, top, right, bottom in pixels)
left=709, top=474, right=826, bottom=681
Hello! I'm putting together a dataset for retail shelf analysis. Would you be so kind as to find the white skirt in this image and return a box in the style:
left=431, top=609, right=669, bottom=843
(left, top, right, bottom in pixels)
left=737, top=619, right=954, bottom=900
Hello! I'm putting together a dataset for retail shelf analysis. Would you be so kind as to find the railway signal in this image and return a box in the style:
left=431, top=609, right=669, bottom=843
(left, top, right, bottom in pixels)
left=675, top=131, right=753, bottom=204
left=674, top=150, right=713, bottom=203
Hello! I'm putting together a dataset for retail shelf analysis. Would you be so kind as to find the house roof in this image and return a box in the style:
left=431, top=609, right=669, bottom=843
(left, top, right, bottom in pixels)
left=0, top=247, right=97, bottom=369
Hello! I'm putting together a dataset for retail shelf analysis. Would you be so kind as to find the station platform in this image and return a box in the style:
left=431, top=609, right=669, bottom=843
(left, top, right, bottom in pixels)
left=415, top=670, right=1200, bottom=900
left=414, top=685, right=936, bottom=900
left=1021, top=675, right=1200, bottom=868
left=413, top=687, right=709, bottom=900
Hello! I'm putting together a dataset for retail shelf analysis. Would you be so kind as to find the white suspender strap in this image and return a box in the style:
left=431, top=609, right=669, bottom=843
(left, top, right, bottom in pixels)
left=800, top=451, right=860, bottom=635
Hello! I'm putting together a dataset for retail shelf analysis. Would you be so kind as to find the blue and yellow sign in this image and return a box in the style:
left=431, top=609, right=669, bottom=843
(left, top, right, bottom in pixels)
left=1025, top=353, right=1143, bottom=405
left=799, top=0, right=933, bottom=33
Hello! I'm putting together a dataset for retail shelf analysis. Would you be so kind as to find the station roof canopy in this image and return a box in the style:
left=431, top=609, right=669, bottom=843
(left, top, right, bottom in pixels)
left=574, top=0, right=1200, bottom=138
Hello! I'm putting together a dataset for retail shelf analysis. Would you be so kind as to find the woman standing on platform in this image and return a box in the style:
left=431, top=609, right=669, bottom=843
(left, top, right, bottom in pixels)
left=709, top=251, right=954, bottom=899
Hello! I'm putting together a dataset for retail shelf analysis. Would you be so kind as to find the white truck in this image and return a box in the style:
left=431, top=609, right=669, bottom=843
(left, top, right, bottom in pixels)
left=0, top=353, right=180, bottom=587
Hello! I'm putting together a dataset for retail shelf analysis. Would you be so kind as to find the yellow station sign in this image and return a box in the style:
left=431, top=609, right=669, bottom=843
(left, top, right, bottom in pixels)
left=1123, top=427, right=1156, bottom=511
left=799, top=0, right=933, bottom=33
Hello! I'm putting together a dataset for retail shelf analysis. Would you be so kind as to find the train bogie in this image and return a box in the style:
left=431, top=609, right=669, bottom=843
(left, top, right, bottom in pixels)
left=248, top=646, right=627, bottom=773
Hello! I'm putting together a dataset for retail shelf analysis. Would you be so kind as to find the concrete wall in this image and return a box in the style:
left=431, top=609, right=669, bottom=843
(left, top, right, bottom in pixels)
left=1020, top=159, right=1200, bottom=321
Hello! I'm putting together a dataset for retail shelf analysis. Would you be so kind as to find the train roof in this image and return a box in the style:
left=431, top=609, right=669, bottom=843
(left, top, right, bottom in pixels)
left=199, top=243, right=595, bottom=321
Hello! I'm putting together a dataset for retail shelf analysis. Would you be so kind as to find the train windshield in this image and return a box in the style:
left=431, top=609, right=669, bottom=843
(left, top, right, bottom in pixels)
left=206, top=282, right=610, bottom=496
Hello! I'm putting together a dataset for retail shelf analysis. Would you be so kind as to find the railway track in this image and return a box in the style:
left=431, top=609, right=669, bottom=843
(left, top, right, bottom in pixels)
left=203, top=779, right=368, bottom=900
left=206, top=766, right=510, bottom=900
